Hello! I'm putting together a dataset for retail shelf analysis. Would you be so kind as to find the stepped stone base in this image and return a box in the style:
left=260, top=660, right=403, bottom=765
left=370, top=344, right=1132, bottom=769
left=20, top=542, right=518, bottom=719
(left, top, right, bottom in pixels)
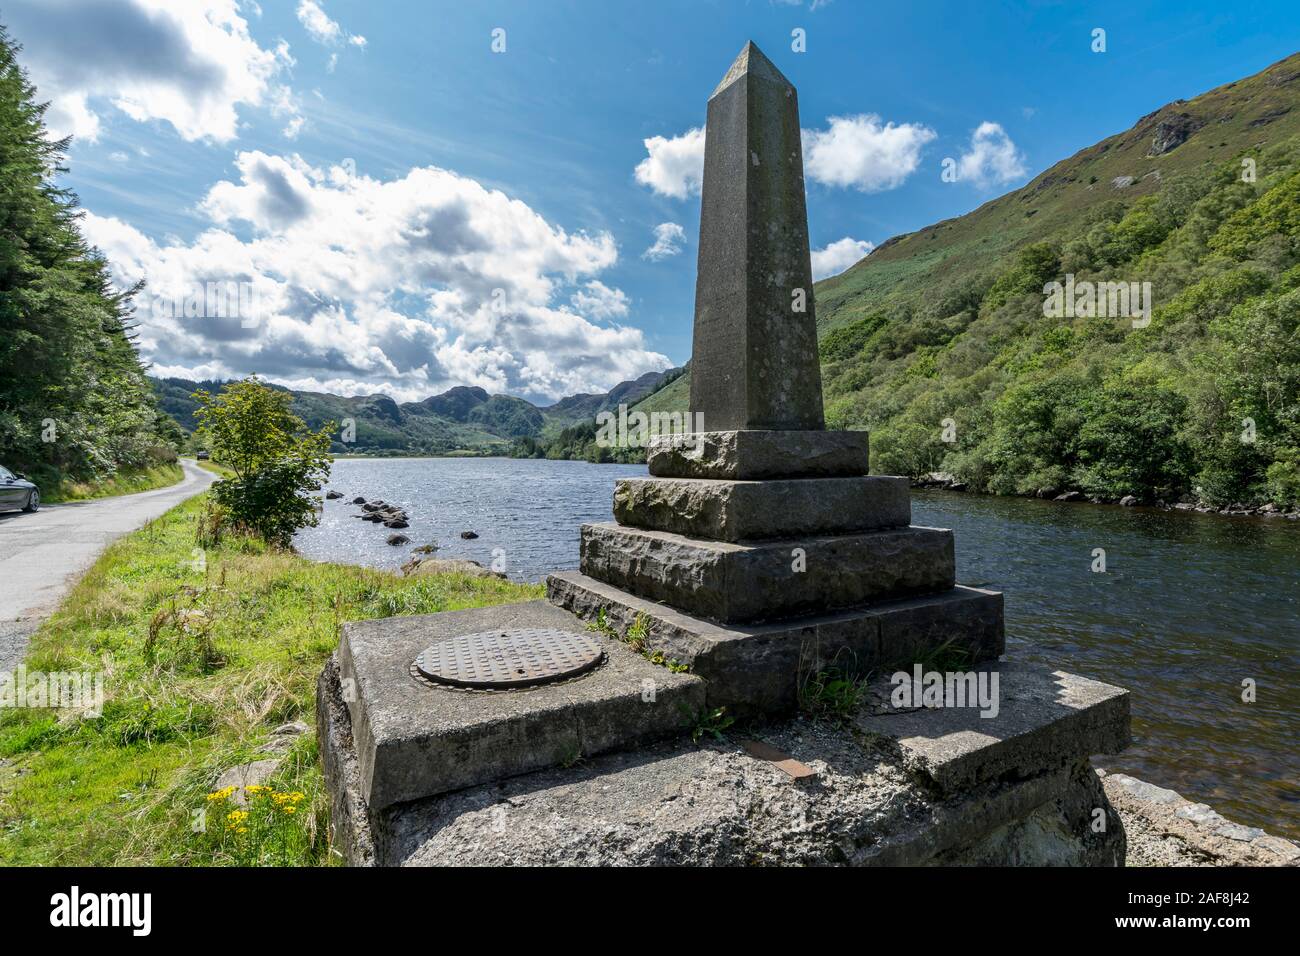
left=579, top=522, right=955, bottom=624
left=547, top=570, right=1004, bottom=716
left=856, top=666, right=1130, bottom=794
left=318, top=655, right=1128, bottom=867
left=339, top=601, right=704, bottom=810
left=613, top=475, right=910, bottom=542
left=647, top=429, right=870, bottom=480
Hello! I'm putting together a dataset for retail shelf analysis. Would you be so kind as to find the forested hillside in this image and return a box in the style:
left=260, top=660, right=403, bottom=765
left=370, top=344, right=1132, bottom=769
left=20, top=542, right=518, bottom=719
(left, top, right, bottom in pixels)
left=638, top=52, right=1300, bottom=507
left=0, top=27, right=178, bottom=492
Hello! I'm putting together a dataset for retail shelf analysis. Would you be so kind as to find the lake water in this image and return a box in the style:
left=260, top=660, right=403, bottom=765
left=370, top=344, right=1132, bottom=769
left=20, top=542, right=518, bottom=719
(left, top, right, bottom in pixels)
left=296, top=456, right=1299, bottom=839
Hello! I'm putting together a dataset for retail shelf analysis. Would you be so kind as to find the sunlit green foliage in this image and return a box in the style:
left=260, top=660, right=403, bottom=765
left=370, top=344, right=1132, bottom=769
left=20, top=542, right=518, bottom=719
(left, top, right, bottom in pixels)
left=0, top=27, right=177, bottom=490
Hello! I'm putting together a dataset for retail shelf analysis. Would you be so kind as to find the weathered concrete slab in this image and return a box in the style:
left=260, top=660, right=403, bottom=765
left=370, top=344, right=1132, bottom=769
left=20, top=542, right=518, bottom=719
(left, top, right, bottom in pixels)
left=579, top=522, right=954, bottom=623
left=1099, top=770, right=1300, bottom=866
left=613, top=475, right=909, bottom=542
left=856, top=662, right=1130, bottom=795
left=647, top=429, right=870, bottom=480
left=690, top=43, right=824, bottom=431
left=339, top=600, right=704, bottom=810
left=548, top=570, right=1003, bottom=715
left=317, top=658, right=1123, bottom=866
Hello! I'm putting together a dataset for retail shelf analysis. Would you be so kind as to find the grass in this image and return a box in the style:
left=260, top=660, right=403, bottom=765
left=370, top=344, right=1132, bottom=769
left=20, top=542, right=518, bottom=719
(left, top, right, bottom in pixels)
left=0, top=493, right=542, bottom=866
left=41, top=462, right=184, bottom=504
left=586, top=608, right=689, bottom=672
left=799, top=668, right=870, bottom=724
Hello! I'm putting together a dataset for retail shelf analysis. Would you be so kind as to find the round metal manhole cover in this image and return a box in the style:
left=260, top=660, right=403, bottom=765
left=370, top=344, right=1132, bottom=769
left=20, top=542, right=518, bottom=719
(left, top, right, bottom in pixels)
left=414, top=628, right=604, bottom=689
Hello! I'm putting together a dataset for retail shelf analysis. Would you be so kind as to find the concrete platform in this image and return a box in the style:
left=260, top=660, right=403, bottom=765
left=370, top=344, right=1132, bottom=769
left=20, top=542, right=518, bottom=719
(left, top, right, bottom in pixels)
left=613, top=475, right=910, bottom=542
left=579, top=522, right=956, bottom=624
left=647, top=429, right=870, bottom=480
left=547, top=570, right=1004, bottom=716
left=856, top=662, right=1130, bottom=794
left=318, top=654, right=1128, bottom=866
left=339, top=600, right=705, bottom=810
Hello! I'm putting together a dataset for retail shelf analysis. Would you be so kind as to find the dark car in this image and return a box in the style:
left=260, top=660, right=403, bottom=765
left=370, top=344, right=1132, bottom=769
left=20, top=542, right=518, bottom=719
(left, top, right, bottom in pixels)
left=0, top=465, right=39, bottom=513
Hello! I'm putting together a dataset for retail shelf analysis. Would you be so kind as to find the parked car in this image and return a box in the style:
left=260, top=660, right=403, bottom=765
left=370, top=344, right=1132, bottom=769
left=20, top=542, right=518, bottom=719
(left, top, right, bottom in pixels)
left=0, top=465, right=39, bottom=513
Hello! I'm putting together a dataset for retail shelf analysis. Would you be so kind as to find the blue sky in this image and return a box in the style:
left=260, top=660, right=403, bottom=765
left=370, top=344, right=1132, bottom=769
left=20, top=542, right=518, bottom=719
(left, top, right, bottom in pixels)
left=4, top=0, right=1298, bottom=403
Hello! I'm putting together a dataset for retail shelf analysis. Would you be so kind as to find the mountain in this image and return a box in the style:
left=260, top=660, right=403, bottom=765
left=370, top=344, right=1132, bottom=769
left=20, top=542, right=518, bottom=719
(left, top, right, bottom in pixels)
left=544, top=367, right=686, bottom=423
left=153, top=367, right=683, bottom=456
left=634, top=51, right=1300, bottom=507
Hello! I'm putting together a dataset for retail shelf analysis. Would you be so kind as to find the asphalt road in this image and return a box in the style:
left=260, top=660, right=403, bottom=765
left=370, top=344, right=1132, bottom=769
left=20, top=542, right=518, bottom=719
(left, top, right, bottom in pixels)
left=0, top=459, right=215, bottom=672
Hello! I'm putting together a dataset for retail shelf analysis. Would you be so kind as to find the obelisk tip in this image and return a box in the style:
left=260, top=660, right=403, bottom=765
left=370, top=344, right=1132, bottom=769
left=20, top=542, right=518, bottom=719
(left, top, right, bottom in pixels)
left=712, top=40, right=793, bottom=98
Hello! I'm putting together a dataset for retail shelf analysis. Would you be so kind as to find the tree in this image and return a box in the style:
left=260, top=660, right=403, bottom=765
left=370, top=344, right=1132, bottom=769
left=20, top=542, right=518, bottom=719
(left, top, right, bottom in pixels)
left=193, top=378, right=333, bottom=548
left=0, top=24, right=175, bottom=488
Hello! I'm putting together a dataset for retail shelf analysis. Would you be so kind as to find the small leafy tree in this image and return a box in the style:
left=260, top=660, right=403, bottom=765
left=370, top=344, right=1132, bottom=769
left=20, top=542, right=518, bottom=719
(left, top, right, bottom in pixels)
left=193, top=378, right=333, bottom=548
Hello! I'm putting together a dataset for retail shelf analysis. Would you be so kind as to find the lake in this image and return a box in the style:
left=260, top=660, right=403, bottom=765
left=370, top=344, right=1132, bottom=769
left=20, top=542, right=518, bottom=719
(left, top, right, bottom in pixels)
left=296, top=456, right=1299, bottom=839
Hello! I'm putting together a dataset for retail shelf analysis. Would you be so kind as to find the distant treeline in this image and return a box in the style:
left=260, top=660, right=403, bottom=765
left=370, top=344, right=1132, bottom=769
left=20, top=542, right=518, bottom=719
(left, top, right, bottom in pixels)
left=0, top=27, right=179, bottom=489
left=508, top=420, right=647, bottom=464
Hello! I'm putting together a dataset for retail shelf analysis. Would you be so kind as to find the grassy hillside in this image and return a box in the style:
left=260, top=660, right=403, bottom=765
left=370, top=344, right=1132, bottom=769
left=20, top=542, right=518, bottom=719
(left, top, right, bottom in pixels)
left=635, top=52, right=1300, bottom=507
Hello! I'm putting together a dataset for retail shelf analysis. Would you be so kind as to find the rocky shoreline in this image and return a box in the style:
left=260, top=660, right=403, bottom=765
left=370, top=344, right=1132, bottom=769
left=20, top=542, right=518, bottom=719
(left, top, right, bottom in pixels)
left=1099, top=770, right=1299, bottom=866
left=913, top=472, right=1299, bottom=519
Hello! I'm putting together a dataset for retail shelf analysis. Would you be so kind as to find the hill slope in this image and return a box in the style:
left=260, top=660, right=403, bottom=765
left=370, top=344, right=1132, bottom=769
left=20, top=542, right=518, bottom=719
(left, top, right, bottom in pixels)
left=635, top=51, right=1300, bottom=507
left=154, top=366, right=682, bottom=456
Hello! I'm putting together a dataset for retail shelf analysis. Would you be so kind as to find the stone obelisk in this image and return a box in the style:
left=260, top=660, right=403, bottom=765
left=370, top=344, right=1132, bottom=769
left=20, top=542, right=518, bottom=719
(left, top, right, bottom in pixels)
left=548, top=41, right=1005, bottom=716
left=691, top=41, right=824, bottom=431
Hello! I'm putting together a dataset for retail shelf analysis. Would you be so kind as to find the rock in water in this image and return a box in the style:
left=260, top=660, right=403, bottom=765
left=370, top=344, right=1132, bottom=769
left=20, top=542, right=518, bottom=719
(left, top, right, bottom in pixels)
left=325, top=490, right=343, bottom=500
left=689, top=41, right=824, bottom=432
left=387, top=533, right=411, bottom=546
left=460, top=530, right=478, bottom=539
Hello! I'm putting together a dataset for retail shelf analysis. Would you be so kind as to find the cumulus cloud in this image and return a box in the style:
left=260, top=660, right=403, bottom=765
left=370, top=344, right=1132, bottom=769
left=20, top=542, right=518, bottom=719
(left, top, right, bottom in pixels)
left=802, top=115, right=937, bottom=192
left=81, top=155, right=668, bottom=403
left=635, top=128, right=705, bottom=199
left=570, top=280, right=630, bottom=319
left=811, top=237, right=874, bottom=280
left=2, top=0, right=299, bottom=144
left=296, top=0, right=366, bottom=49
left=955, top=121, right=1027, bottom=187
left=636, top=114, right=935, bottom=198
left=643, top=222, right=686, bottom=261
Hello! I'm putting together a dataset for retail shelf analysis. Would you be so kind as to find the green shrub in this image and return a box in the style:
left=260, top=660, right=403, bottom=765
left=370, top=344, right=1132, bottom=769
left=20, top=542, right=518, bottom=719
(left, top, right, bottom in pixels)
left=193, top=378, right=333, bottom=548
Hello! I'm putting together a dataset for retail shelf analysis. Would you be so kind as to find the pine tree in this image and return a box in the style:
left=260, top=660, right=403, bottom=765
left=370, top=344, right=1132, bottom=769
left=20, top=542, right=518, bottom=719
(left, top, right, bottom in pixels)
left=0, top=23, right=175, bottom=486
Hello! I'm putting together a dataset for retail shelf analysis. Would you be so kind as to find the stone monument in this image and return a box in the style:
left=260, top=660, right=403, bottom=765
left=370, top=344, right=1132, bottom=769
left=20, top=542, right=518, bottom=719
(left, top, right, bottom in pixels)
left=548, top=42, right=1003, bottom=715
left=317, top=42, right=1131, bottom=867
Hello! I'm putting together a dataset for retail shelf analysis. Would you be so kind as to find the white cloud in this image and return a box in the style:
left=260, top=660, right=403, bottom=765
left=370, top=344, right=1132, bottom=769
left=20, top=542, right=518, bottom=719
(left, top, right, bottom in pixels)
left=570, top=280, right=629, bottom=319
left=637, top=114, right=935, bottom=198
left=803, top=114, right=937, bottom=192
left=811, top=237, right=873, bottom=280
left=82, top=154, right=668, bottom=403
left=296, top=0, right=342, bottom=44
left=643, top=222, right=686, bottom=261
left=3, top=0, right=300, bottom=144
left=634, top=128, right=705, bottom=199
left=296, top=1, right=366, bottom=49
left=955, top=121, right=1027, bottom=187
